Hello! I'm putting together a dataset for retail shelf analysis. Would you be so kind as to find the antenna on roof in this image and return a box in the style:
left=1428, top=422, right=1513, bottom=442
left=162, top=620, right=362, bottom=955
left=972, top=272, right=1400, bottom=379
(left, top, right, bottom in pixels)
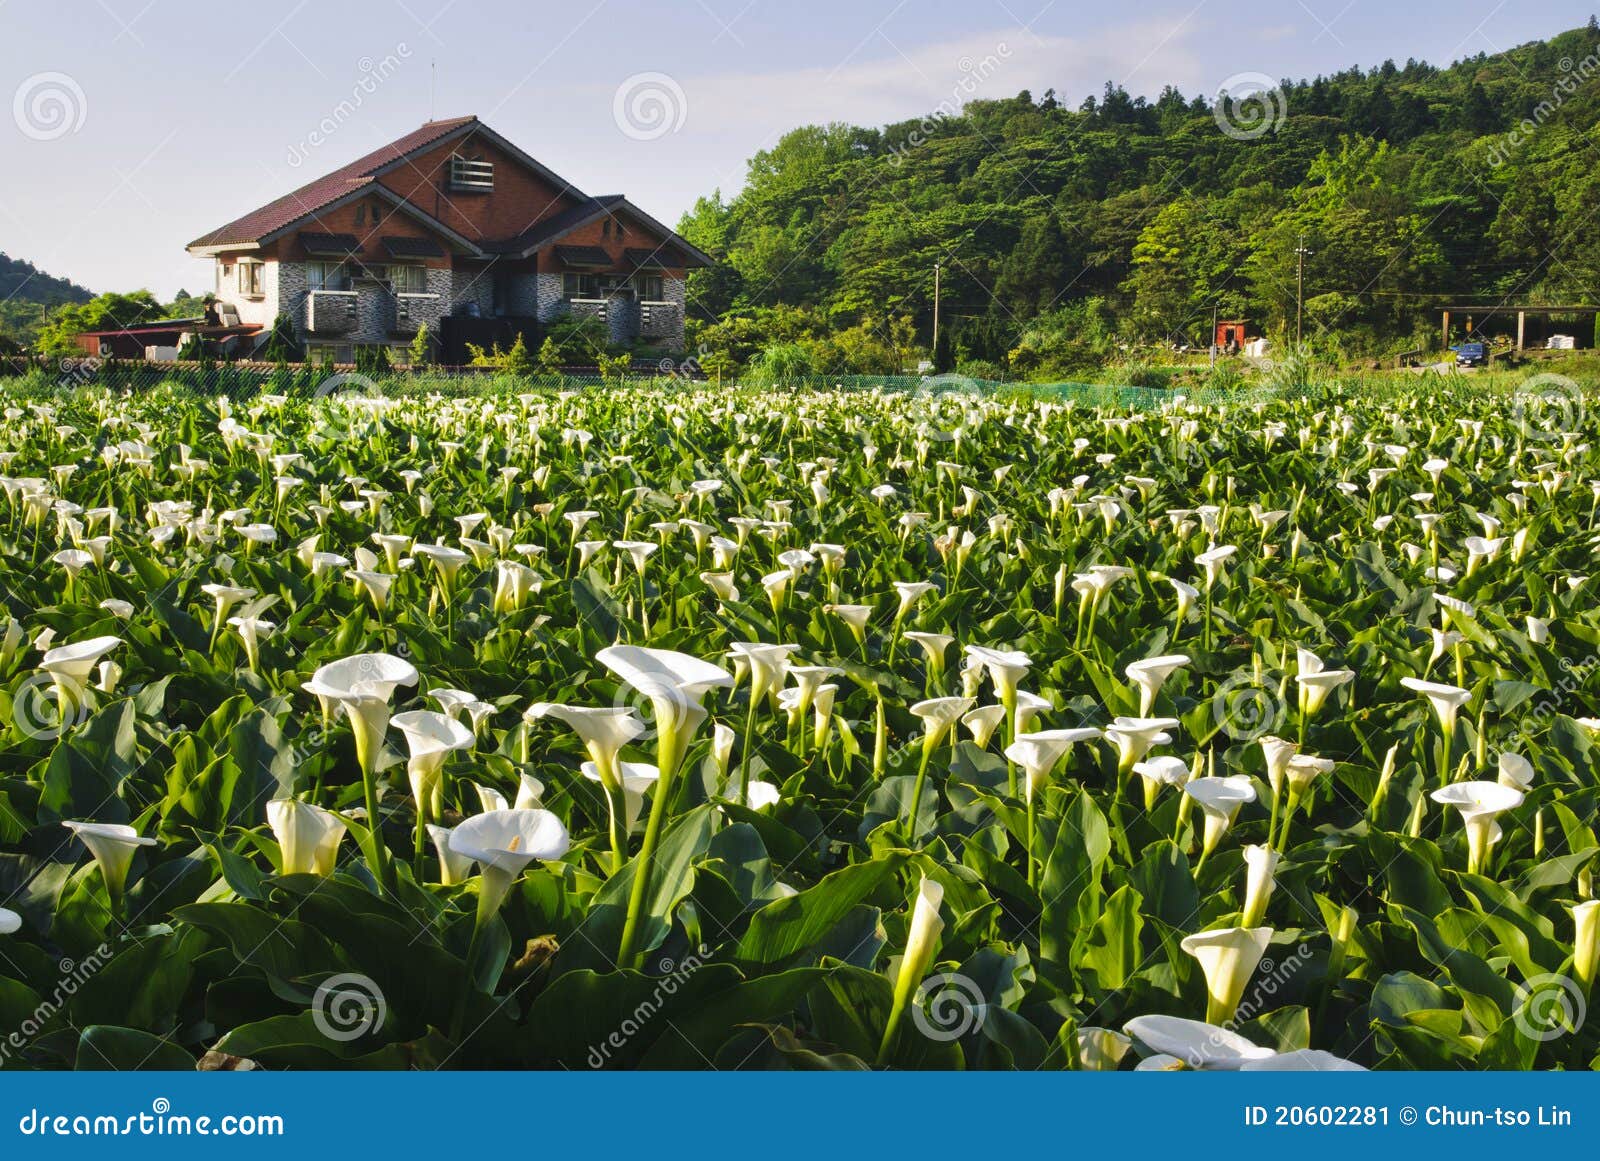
left=429, top=59, right=436, bottom=121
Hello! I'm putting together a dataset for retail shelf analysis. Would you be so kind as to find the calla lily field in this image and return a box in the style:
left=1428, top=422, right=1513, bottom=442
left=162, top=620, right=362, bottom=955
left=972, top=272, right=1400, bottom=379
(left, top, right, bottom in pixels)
left=1, top=376, right=1598, bottom=1071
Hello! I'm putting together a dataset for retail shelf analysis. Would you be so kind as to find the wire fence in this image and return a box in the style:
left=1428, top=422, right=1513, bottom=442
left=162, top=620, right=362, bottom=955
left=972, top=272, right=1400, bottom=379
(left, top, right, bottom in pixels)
left=0, top=354, right=1550, bottom=410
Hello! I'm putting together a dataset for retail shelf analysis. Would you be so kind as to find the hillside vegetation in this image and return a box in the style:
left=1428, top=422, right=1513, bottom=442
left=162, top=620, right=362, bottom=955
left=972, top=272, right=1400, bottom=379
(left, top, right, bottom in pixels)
left=679, top=21, right=1600, bottom=379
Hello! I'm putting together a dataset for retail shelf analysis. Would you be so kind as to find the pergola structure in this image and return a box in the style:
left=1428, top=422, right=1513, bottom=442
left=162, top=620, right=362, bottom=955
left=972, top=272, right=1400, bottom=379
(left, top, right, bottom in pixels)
left=1441, top=304, right=1600, bottom=350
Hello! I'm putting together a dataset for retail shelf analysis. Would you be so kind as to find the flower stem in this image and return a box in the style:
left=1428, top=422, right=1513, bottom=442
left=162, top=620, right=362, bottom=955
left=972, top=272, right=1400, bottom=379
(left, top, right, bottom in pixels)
left=617, top=715, right=679, bottom=969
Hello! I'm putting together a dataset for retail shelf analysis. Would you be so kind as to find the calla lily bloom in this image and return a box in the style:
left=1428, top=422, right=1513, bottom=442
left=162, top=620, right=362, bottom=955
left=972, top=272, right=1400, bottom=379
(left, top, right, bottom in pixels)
left=1132, top=754, right=1190, bottom=810
left=911, top=696, right=975, bottom=753
left=1194, top=544, right=1238, bottom=590
left=227, top=616, right=273, bottom=673
left=1105, top=716, right=1180, bottom=775
left=1125, top=654, right=1191, bottom=717
left=61, top=820, right=155, bottom=911
left=1184, top=775, right=1257, bottom=863
left=1075, top=1027, right=1133, bottom=1070
left=1405, top=674, right=1472, bottom=725
left=1181, top=925, right=1272, bottom=1024
left=582, top=760, right=659, bottom=834
left=1401, top=676, right=1472, bottom=781
left=728, top=641, right=794, bottom=707
left=963, top=645, right=1032, bottom=704
left=304, top=653, right=418, bottom=778
left=525, top=702, right=645, bottom=870
left=449, top=808, right=571, bottom=925
left=597, top=646, right=733, bottom=967
left=961, top=703, right=1007, bottom=749
left=1258, top=735, right=1299, bottom=799
left=1123, top=1014, right=1275, bottom=1070
left=390, top=710, right=474, bottom=828
left=1430, top=781, right=1523, bottom=874
left=427, top=824, right=476, bottom=885
left=1239, top=1049, right=1366, bottom=1071
left=1498, top=752, right=1535, bottom=791
left=266, top=798, right=348, bottom=876
left=1007, top=728, right=1102, bottom=802
left=1240, top=844, right=1280, bottom=927
left=39, top=635, right=122, bottom=724
left=906, top=696, right=975, bottom=830
left=0, top=907, right=19, bottom=935
left=879, top=876, right=945, bottom=1063
left=303, top=653, right=418, bottom=879
left=825, top=603, right=874, bottom=645
left=1573, top=900, right=1599, bottom=992
left=1295, top=654, right=1355, bottom=718
left=492, top=560, right=540, bottom=615
left=597, top=645, right=732, bottom=776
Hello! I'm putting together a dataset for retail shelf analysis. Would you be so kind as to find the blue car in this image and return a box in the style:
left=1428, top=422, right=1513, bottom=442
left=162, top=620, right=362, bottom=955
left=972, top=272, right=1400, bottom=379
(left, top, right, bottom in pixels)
left=1450, top=341, right=1487, bottom=367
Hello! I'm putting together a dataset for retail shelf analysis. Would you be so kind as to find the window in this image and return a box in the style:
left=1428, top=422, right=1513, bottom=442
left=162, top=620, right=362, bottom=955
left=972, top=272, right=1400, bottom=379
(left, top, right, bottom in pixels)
left=355, top=204, right=366, bottom=227
left=307, top=343, right=355, bottom=364
left=563, top=272, right=599, bottom=299
left=238, top=261, right=264, bottom=297
left=601, top=220, right=611, bottom=240
left=635, top=274, right=664, bottom=301
left=218, top=262, right=233, bottom=290
left=387, top=265, right=428, bottom=294
left=307, top=261, right=352, bottom=292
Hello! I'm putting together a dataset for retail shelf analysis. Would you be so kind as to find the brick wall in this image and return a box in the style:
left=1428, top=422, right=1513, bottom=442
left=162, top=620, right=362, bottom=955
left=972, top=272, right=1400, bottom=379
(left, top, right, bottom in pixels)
left=377, top=130, right=585, bottom=243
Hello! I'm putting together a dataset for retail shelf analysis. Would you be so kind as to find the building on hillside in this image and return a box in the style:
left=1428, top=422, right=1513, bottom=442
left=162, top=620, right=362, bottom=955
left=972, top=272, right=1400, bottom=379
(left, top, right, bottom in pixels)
left=1214, top=319, right=1250, bottom=351
left=186, top=115, right=712, bottom=363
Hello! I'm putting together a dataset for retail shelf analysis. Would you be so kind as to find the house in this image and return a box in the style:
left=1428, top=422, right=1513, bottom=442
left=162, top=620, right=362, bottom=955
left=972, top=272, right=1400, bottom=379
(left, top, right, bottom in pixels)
left=186, top=115, right=712, bottom=363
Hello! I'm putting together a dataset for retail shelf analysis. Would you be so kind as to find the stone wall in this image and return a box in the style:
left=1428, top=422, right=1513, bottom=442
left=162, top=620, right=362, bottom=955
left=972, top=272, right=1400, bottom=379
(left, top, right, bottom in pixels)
left=535, top=272, right=565, bottom=322
left=451, top=266, right=495, bottom=316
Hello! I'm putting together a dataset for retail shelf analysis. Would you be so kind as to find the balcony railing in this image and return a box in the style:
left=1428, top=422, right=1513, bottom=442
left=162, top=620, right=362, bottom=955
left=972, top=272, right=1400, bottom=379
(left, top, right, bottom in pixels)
left=307, top=290, right=358, bottom=335
left=388, top=292, right=440, bottom=336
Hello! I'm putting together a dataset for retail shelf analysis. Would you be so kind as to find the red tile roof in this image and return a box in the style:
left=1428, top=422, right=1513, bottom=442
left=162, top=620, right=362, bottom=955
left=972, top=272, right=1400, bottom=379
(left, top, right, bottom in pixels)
left=187, top=116, right=478, bottom=248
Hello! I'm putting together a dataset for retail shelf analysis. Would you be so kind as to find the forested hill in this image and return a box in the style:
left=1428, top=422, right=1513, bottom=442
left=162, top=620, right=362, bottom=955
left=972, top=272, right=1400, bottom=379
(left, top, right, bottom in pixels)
left=0, top=253, right=91, bottom=306
left=678, top=20, right=1600, bottom=376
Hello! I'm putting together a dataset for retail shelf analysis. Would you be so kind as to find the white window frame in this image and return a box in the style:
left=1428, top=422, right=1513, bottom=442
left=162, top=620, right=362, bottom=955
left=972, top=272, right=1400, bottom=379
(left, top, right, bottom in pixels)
left=237, top=259, right=264, bottom=298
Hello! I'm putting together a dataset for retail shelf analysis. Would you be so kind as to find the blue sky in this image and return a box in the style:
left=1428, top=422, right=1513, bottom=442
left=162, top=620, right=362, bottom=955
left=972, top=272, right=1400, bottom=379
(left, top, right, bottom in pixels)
left=0, top=0, right=1590, bottom=298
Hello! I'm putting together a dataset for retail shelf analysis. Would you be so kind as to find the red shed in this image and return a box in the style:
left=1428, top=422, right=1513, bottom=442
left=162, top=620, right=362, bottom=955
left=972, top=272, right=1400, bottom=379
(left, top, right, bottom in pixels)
left=1215, top=319, right=1249, bottom=348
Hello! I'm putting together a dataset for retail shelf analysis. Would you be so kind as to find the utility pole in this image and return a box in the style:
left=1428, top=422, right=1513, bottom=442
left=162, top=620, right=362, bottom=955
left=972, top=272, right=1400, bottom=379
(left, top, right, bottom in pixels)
left=931, top=262, right=941, bottom=359
left=1294, top=236, right=1311, bottom=347
left=1210, top=301, right=1218, bottom=369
